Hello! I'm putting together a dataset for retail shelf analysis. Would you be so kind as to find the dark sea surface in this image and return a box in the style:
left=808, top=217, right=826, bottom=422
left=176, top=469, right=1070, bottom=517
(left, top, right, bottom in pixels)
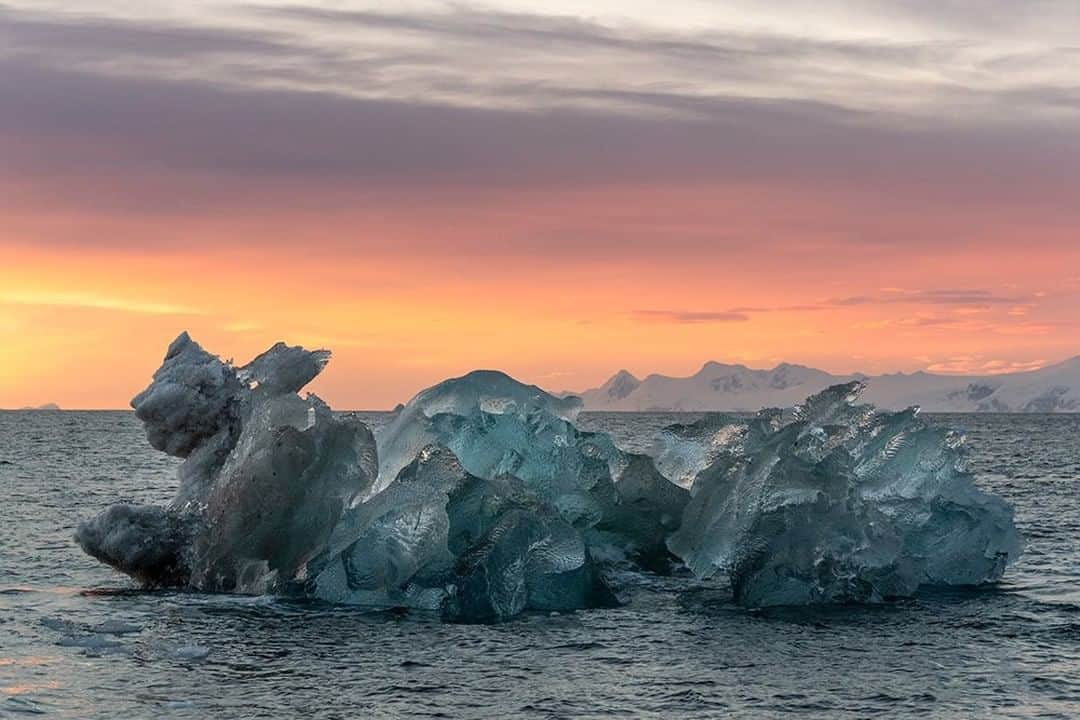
left=0, top=411, right=1077, bottom=719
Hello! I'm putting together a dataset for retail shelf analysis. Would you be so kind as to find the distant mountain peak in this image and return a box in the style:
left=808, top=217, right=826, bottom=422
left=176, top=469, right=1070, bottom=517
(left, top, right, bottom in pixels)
left=575, top=356, right=1080, bottom=413
left=18, top=403, right=60, bottom=410
left=697, top=360, right=747, bottom=375
left=600, top=369, right=641, bottom=401
left=772, top=361, right=812, bottom=372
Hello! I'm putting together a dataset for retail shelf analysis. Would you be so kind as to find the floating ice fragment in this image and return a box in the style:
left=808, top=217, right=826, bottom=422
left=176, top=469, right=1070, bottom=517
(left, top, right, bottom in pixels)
left=93, top=620, right=142, bottom=635
left=173, top=645, right=210, bottom=661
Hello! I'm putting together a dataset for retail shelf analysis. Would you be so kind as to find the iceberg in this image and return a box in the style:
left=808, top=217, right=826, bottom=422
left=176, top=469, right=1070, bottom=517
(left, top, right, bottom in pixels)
left=76, top=335, right=1021, bottom=620
left=665, top=382, right=1022, bottom=606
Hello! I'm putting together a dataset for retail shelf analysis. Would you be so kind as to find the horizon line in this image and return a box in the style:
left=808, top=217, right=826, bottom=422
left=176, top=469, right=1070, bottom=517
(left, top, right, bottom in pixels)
left=6, top=349, right=1078, bottom=412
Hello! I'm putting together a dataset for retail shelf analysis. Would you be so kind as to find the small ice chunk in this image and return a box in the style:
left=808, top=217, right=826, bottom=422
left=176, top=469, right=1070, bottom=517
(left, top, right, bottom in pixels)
left=173, top=645, right=210, bottom=661
left=92, top=620, right=142, bottom=635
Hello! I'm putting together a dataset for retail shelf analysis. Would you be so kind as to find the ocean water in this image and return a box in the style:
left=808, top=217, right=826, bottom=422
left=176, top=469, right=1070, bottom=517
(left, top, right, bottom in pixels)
left=0, top=410, right=1077, bottom=719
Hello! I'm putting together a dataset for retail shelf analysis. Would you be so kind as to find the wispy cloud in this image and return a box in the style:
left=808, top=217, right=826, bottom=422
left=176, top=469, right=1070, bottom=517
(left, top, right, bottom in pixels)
left=2, top=2, right=1080, bottom=139
left=239, top=3, right=1080, bottom=123
left=642, top=290, right=1038, bottom=323
left=925, top=357, right=1049, bottom=375
left=0, top=291, right=204, bottom=316
left=0, top=8, right=292, bottom=60
left=632, top=310, right=750, bottom=324
left=2, top=1, right=1079, bottom=236
left=828, top=289, right=1026, bottom=308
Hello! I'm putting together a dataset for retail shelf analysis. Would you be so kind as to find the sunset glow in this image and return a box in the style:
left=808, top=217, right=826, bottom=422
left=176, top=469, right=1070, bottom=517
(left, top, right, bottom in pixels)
left=2, top=1, right=1079, bottom=408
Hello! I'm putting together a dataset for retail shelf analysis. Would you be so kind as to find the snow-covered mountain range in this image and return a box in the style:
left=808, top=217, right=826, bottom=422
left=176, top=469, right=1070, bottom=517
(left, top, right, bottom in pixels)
left=573, top=357, right=1080, bottom=412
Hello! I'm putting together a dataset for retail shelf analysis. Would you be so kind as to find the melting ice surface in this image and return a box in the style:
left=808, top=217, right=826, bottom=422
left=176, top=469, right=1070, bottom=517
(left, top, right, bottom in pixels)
left=77, top=335, right=1022, bottom=621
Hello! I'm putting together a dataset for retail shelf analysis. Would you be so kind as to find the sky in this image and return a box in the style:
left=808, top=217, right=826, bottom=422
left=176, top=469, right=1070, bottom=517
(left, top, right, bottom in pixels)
left=2, top=1, right=1079, bottom=409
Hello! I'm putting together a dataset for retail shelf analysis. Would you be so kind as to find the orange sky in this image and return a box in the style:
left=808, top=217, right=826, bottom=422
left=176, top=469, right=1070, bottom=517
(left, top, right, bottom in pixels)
left=2, top=2, right=1079, bottom=408
left=3, top=180, right=1078, bottom=409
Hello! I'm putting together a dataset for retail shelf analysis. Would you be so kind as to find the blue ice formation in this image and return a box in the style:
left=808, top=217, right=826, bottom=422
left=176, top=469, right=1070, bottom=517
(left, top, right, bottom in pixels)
left=664, top=382, right=1023, bottom=606
left=309, top=444, right=617, bottom=621
left=309, top=365, right=689, bottom=619
left=375, top=370, right=688, bottom=569
left=76, top=336, right=1022, bottom=620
